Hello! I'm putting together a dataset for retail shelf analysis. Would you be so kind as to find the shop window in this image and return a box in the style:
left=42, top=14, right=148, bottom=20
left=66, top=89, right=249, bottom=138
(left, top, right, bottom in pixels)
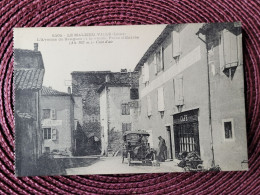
left=130, top=88, right=139, bottom=100
left=121, top=103, right=130, bottom=115
left=223, top=119, right=234, bottom=140
left=122, top=123, right=132, bottom=132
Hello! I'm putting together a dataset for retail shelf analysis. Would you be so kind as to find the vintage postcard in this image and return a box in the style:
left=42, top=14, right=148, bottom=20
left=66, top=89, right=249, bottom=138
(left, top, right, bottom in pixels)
left=14, top=22, right=248, bottom=176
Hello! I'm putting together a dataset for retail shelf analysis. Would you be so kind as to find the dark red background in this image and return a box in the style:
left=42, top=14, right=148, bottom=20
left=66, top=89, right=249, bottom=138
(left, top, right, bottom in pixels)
left=0, top=0, right=259, bottom=194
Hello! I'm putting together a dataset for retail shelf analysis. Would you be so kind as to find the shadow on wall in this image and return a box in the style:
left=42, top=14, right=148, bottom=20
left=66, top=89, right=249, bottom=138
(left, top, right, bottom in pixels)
left=73, top=122, right=101, bottom=156
left=36, top=153, right=99, bottom=176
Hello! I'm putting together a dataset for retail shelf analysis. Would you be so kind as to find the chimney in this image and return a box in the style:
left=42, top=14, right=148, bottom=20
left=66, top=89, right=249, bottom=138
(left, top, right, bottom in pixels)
left=121, top=69, right=127, bottom=73
left=34, top=43, right=38, bottom=51
left=68, top=86, right=71, bottom=94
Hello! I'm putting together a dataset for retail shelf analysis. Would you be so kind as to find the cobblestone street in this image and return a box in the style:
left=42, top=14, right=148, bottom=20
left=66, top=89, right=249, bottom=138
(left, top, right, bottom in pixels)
left=66, top=157, right=183, bottom=175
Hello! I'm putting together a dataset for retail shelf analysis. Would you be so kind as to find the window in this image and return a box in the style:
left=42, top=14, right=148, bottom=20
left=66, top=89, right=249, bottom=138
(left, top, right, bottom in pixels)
left=122, top=123, right=132, bottom=132
left=43, top=128, right=52, bottom=139
left=130, top=88, right=139, bottom=100
left=222, top=119, right=234, bottom=140
left=154, top=47, right=164, bottom=74
left=121, top=103, right=130, bottom=115
left=224, top=122, right=232, bottom=139
left=43, top=109, right=51, bottom=119
left=43, top=109, right=56, bottom=119
left=44, top=147, right=50, bottom=153
left=43, top=128, right=57, bottom=140
left=224, top=121, right=232, bottom=139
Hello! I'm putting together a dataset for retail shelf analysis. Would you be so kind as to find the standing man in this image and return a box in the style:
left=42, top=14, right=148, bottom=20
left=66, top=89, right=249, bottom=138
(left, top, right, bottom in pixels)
left=158, top=136, right=167, bottom=162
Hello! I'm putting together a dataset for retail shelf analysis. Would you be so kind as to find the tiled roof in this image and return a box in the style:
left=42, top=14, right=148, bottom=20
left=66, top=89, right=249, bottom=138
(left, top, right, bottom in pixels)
left=14, top=69, right=45, bottom=90
left=41, top=86, right=70, bottom=96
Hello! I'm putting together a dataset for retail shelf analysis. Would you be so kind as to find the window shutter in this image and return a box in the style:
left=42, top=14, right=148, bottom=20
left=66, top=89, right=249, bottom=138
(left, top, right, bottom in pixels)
left=126, top=103, right=130, bottom=115
left=121, top=104, right=125, bottom=115
left=52, top=129, right=57, bottom=140
left=153, top=54, right=157, bottom=75
left=172, top=31, right=181, bottom=58
left=174, top=75, right=184, bottom=106
left=160, top=47, right=164, bottom=71
left=147, top=95, right=152, bottom=116
left=142, top=66, right=146, bottom=84
left=219, top=33, right=225, bottom=70
left=157, top=87, right=165, bottom=111
left=127, top=123, right=132, bottom=131
left=144, top=62, right=149, bottom=83
left=223, top=29, right=238, bottom=67
left=122, top=123, right=126, bottom=132
left=51, top=109, right=56, bottom=119
left=237, top=33, right=243, bottom=66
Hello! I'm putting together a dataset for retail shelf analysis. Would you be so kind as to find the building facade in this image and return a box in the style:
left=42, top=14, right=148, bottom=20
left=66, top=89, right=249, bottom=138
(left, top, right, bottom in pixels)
left=98, top=71, right=139, bottom=156
left=134, top=23, right=248, bottom=170
left=41, top=86, right=79, bottom=156
left=14, top=43, right=45, bottom=176
left=71, top=71, right=110, bottom=155
left=197, top=23, right=248, bottom=171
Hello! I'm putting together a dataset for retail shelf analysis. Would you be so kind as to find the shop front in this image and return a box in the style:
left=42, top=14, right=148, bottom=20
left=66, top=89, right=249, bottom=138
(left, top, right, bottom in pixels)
left=173, top=109, right=200, bottom=158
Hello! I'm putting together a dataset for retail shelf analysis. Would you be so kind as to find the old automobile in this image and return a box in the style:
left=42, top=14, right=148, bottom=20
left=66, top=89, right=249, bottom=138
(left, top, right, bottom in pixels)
left=122, top=130, right=155, bottom=166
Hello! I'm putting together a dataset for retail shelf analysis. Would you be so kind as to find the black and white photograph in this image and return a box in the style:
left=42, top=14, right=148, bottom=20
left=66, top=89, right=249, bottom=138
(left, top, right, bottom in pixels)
left=14, top=22, right=248, bottom=177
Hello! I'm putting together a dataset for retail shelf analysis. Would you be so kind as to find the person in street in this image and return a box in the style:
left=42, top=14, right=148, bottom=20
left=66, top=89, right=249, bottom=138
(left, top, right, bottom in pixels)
left=158, top=136, right=167, bottom=162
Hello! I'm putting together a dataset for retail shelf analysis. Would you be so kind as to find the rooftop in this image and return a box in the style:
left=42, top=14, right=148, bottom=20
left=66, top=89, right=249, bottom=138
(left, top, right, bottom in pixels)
left=71, top=71, right=111, bottom=75
left=41, top=86, right=70, bottom=96
left=14, top=68, right=45, bottom=90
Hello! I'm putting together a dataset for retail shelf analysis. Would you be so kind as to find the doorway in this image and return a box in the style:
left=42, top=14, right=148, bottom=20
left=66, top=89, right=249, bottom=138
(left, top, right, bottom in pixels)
left=166, top=126, right=173, bottom=160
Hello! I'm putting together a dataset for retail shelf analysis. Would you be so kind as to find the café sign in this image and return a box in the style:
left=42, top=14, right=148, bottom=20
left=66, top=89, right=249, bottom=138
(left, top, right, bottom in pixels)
left=173, top=109, right=199, bottom=124
left=42, top=119, right=62, bottom=127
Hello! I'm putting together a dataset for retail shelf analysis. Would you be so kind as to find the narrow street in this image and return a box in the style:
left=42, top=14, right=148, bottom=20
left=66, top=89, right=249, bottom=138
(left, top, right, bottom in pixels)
left=66, top=156, right=183, bottom=175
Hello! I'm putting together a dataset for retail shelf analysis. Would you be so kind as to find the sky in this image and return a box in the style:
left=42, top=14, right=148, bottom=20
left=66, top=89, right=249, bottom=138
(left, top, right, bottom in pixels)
left=14, top=24, right=166, bottom=92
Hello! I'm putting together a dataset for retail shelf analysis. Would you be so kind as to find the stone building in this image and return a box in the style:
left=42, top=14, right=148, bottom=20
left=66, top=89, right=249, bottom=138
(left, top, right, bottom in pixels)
left=14, top=43, right=45, bottom=176
left=71, top=71, right=110, bottom=155
left=97, top=71, right=139, bottom=156
left=134, top=23, right=248, bottom=170
left=41, top=86, right=82, bottom=156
